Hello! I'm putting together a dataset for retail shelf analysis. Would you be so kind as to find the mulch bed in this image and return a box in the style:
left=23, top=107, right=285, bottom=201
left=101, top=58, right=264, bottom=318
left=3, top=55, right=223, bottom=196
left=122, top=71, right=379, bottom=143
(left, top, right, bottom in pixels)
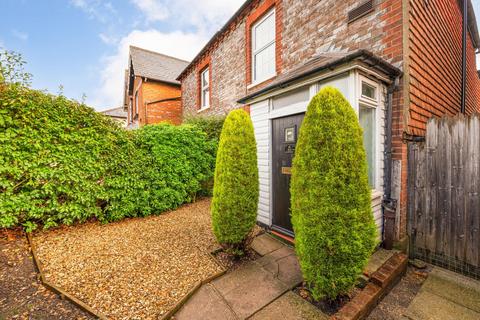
left=30, top=199, right=224, bottom=320
left=212, top=226, right=263, bottom=272
left=0, top=229, right=92, bottom=320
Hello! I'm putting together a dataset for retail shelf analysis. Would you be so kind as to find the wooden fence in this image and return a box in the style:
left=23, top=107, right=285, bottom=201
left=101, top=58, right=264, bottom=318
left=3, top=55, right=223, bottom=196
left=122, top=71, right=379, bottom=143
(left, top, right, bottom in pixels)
left=408, top=114, right=480, bottom=279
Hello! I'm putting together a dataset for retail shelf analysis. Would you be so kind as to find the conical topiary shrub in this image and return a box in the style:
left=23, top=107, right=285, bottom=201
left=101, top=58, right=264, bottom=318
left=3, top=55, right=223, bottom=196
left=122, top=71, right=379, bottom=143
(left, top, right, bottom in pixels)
left=211, top=109, right=259, bottom=251
left=290, top=86, right=377, bottom=300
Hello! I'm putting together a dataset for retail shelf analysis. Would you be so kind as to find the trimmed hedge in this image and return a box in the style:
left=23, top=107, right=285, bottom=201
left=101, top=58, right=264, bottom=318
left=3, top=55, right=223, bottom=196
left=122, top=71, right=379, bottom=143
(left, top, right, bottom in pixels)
left=0, top=84, right=215, bottom=231
left=184, top=115, right=225, bottom=142
left=290, top=87, right=377, bottom=300
left=211, top=109, right=258, bottom=248
left=184, top=115, right=226, bottom=196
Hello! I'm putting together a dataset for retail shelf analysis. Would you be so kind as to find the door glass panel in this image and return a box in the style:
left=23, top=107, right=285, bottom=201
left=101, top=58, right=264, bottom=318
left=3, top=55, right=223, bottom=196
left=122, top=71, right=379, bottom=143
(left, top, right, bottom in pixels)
left=285, top=127, right=295, bottom=142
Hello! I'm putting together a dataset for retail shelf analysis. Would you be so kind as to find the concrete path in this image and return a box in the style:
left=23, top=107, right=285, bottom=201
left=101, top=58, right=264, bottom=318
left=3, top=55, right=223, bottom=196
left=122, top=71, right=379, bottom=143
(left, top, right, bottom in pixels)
left=173, top=233, right=325, bottom=319
left=403, top=267, right=480, bottom=320
left=173, top=233, right=397, bottom=320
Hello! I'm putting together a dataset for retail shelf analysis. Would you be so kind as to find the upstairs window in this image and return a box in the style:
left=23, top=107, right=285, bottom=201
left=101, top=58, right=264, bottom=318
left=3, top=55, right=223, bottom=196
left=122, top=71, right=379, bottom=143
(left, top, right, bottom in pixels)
left=200, top=67, right=210, bottom=109
left=252, top=9, right=276, bottom=83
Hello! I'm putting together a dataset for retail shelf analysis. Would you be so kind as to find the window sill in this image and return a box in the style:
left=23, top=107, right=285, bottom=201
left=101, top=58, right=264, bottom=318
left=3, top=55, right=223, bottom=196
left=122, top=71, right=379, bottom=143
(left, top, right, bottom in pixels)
left=197, top=107, right=210, bottom=113
left=247, top=74, right=277, bottom=90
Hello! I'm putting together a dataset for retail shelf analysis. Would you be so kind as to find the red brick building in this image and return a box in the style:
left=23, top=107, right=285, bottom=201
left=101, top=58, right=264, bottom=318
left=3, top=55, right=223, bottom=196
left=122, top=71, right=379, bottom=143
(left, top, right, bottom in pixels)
left=124, top=46, right=189, bottom=128
left=177, top=0, right=480, bottom=245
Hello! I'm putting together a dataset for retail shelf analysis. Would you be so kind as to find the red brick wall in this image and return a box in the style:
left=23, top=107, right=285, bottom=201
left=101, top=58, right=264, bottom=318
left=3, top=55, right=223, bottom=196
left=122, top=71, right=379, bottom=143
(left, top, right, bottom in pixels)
left=127, top=78, right=182, bottom=126
left=146, top=99, right=182, bottom=125
left=408, top=0, right=480, bottom=136
left=180, top=0, right=405, bottom=118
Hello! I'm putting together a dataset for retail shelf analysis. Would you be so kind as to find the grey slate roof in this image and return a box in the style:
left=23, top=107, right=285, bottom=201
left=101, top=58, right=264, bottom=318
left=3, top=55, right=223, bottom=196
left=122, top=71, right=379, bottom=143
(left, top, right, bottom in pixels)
left=130, top=46, right=189, bottom=85
left=101, top=107, right=128, bottom=119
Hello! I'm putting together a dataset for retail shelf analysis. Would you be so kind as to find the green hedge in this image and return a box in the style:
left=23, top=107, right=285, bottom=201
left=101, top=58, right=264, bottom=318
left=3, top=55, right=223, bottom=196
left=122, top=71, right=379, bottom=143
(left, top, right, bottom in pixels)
left=184, top=115, right=225, bottom=196
left=211, top=109, right=258, bottom=249
left=184, top=115, right=225, bottom=142
left=0, top=84, right=215, bottom=230
left=290, top=87, right=377, bottom=300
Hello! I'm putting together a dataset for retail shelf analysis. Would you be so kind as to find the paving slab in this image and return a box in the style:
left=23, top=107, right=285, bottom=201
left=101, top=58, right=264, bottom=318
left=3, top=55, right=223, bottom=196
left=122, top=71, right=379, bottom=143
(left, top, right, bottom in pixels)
left=403, top=290, right=480, bottom=320
left=263, top=254, right=303, bottom=289
left=249, top=291, right=328, bottom=320
left=212, top=263, right=288, bottom=319
left=251, top=233, right=284, bottom=256
left=255, top=245, right=296, bottom=267
left=421, top=267, right=480, bottom=313
left=174, top=284, right=237, bottom=320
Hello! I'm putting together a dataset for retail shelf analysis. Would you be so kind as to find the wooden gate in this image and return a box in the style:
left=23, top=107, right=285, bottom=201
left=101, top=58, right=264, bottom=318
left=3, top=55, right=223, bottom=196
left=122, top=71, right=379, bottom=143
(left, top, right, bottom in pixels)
left=408, top=115, right=480, bottom=279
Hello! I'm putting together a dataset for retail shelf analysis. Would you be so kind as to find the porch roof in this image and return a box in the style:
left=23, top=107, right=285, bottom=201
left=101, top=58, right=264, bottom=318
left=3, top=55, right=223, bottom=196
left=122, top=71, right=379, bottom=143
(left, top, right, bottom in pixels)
left=237, top=49, right=402, bottom=104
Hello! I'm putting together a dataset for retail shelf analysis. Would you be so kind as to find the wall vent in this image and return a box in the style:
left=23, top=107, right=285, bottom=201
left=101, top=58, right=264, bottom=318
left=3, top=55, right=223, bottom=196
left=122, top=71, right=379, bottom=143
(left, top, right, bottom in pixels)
left=347, top=0, right=374, bottom=23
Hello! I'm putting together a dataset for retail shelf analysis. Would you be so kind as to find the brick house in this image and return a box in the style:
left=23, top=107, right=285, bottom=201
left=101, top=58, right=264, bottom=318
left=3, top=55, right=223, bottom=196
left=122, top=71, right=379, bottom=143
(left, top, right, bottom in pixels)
left=124, top=46, right=189, bottom=128
left=177, top=0, right=480, bottom=246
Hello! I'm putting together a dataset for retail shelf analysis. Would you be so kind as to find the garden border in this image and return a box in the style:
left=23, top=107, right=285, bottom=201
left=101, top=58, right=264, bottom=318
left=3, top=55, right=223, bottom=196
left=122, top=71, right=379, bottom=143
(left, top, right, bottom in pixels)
left=332, top=252, right=408, bottom=320
left=26, top=232, right=109, bottom=320
left=159, top=250, right=227, bottom=320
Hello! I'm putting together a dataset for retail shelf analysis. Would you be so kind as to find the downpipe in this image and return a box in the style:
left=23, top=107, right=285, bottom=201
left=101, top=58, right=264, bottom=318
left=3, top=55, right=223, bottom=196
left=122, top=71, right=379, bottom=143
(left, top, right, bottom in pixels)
left=382, top=76, right=400, bottom=250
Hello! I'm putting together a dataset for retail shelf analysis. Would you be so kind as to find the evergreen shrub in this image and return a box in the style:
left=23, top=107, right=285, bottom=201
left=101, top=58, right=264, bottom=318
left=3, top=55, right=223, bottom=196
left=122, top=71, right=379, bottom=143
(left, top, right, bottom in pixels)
left=290, top=87, right=377, bottom=300
left=211, top=109, right=258, bottom=250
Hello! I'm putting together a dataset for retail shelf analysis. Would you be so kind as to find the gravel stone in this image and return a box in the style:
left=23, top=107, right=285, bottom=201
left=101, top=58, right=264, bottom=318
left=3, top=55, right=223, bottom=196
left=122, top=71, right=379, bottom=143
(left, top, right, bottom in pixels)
left=32, top=199, right=223, bottom=320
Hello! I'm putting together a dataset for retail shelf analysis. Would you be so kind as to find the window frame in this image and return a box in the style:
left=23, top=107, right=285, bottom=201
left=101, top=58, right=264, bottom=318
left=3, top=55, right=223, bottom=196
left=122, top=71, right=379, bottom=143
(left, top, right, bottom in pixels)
left=251, top=8, right=276, bottom=84
left=359, top=76, right=379, bottom=106
left=200, top=67, right=210, bottom=110
left=357, top=75, right=380, bottom=190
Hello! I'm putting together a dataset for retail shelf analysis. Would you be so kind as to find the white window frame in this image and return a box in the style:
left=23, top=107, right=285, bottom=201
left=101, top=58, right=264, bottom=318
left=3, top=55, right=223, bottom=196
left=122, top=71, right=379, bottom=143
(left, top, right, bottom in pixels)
left=200, top=67, right=210, bottom=110
left=357, top=75, right=380, bottom=190
left=251, top=8, right=276, bottom=85
left=359, top=75, right=379, bottom=107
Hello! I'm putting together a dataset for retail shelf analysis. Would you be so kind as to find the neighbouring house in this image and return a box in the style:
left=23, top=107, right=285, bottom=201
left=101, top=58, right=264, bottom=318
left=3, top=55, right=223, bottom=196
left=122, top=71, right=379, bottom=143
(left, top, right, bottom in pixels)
left=124, top=46, right=189, bottom=129
left=100, top=106, right=128, bottom=127
left=177, top=0, right=480, bottom=246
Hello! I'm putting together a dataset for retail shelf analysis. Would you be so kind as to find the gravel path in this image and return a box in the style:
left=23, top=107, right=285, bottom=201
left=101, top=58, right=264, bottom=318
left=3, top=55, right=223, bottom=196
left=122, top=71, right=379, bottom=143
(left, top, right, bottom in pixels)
left=367, top=266, right=429, bottom=320
left=0, top=230, right=92, bottom=319
left=32, top=199, right=223, bottom=319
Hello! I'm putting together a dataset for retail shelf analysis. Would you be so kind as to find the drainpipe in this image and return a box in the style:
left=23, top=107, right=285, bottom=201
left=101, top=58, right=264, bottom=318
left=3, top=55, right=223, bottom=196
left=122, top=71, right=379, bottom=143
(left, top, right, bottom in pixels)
left=461, top=0, right=467, bottom=114
left=382, top=76, right=400, bottom=250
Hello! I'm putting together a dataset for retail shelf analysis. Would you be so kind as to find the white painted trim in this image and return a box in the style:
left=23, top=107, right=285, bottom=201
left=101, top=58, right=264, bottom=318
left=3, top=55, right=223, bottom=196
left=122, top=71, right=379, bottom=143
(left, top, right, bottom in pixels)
left=244, top=63, right=392, bottom=105
left=247, top=73, right=277, bottom=89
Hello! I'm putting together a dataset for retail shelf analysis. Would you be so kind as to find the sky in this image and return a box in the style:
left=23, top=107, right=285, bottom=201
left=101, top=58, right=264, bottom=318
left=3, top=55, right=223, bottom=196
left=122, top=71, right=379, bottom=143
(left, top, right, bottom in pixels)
left=0, top=0, right=480, bottom=111
left=0, top=0, right=245, bottom=110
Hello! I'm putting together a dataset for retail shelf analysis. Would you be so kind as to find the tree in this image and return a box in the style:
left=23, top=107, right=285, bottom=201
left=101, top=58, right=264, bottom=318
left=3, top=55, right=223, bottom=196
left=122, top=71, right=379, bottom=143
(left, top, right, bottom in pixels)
left=211, top=109, right=258, bottom=252
left=0, top=49, right=32, bottom=86
left=290, top=86, right=377, bottom=300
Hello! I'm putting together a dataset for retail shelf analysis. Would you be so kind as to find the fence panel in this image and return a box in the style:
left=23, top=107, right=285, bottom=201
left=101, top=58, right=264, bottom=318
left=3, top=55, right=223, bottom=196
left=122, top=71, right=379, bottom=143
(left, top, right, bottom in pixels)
left=408, top=115, right=480, bottom=279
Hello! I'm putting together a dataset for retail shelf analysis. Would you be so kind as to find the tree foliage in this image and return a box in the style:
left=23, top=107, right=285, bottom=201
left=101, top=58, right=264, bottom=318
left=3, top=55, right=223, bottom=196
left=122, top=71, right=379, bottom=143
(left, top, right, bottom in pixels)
left=0, top=84, right=215, bottom=231
left=211, top=109, right=258, bottom=249
left=290, top=87, right=377, bottom=300
left=0, top=50, right=32, bottom=86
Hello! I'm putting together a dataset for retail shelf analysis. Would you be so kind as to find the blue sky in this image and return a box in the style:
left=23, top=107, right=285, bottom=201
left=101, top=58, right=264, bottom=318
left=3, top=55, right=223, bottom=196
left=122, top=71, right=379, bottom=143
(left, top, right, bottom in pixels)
left=1, top=0, right=480, bottom=111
